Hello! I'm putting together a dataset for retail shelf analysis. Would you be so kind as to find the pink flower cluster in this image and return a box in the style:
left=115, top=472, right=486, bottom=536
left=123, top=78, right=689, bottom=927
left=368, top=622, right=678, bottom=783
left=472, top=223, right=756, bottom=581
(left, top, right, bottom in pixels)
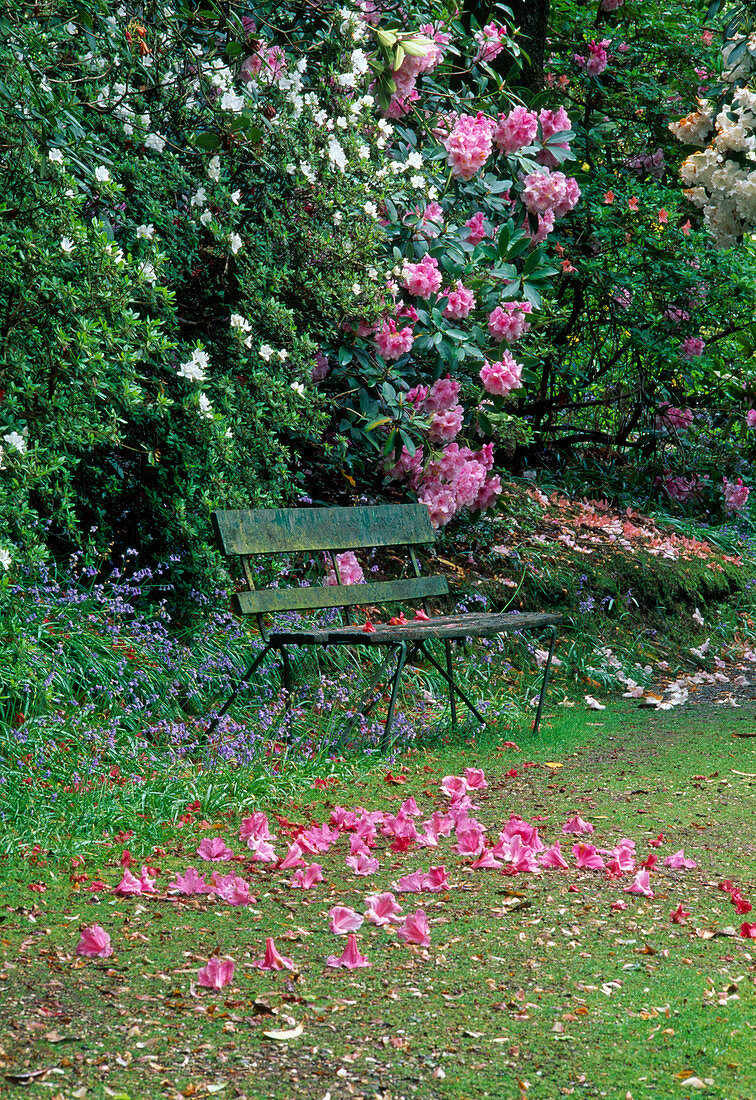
left=407, top=201, right=444, bottom=240
left=442, top=283, right=476, bottom=319
left=522, top=169, right=581, bottom=217
left=324, top=551, right=365, bottom=586
left=374, top=319, right=414, bottom=360
left=723, top=476, right=751, bottom=513
left=600, top=0, right=625, bottom=9
left=241, top=44, right=287, bottom=84
left=464, top=211, right=491, bottom=244
left=494, top=105, right=573, bottom=164
left=384, top=24, right=449, bottom=117
left=681, top=336, right=705, bottom=359
left=402, top=254, right=443, bottom=298
left=442, top=112, right=496, bottom=181
left=480, top=352, right=522, bottom=395
left=473, top=22, right=508, bottom=63
left=487, top=300, right=533, bottom=343
left=657, top=404, right=694, bottom=430
left=658, top=472, right=701, bottom=502
left=574, top=39, right=610, bottom=77
left=625, top=147, right=666, bottom=180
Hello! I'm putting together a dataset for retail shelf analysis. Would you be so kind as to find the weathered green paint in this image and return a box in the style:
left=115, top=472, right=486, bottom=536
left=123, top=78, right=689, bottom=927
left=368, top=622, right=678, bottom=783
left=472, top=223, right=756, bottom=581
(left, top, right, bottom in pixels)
left=267, top=610, right=563, bottom=645
left=235, top=576, right=449, bottom=615
left=212, top=504, right=435, bottom=556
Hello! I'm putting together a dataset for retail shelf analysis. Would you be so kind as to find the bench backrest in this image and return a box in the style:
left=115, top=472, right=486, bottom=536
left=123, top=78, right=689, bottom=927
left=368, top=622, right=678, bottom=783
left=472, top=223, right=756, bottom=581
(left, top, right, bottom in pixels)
left=212, top=504, right=449, bottom=617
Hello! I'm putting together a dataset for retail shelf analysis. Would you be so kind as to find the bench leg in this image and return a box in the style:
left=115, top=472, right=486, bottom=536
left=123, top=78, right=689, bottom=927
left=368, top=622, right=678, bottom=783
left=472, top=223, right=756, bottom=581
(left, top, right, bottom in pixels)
left=382, top=642, right=409, bottom=751
left=444, top=638, right=457, bottom=729
left=339, top=645, right=405, bottom=741
left=205, top=643, right=272, bottom=736
left=280, top=645, right=292, bottom=703
left=416, top=641, right=487, bottom=726
left=532, top=625, right=558, bottom=737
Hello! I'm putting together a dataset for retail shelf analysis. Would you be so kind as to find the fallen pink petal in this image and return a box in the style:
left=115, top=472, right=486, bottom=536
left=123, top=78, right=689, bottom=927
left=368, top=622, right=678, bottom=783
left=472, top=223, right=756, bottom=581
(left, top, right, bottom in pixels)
left=326, top=933, right=371, bottom=969
left=364, top=891, right=404, bottom=926
left=624, top=870, right=655, bottom=897
left=562, top=815, right=594, bottom=835
left=329, top=906, right=365, bottom=934
left=290, top=864, right=324, bottom=889
left=169, top=867, right=211, bottom=895
left=670, top=903, right=691, bottom=924
left=346, top=853, right=379, bottom=875
left=539, top=843, right=569, bottom=869
left=197, top=956, right=236, bottom=990
left=663, top=849, right=698, bottom=870
left=76, top=924, right=113, bottom=958
left=113, top=868, right=143, bottom=896
left=740, top=922, right=756, bottom=938
left=252, top=937, right=295, bottom=970
left=197, top=837, right=234, bottom=862
left=396, top=909, right=431, bottom=947
left=572, top=842, right=606, bottom=871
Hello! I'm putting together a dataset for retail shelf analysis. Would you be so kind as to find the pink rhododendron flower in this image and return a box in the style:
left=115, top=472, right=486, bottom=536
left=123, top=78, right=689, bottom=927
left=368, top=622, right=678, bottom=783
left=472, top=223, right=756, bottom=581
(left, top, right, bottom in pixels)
left=396, top=909, right=431, bottom=947
left=329, top=906, right=365, bottom=934
left=197, top=956, right=235, bottom=989
left=746, top=410, right=756, bottom=428
left=536, top=106, right=574, bottom=166
left=402, top=255, right=443, bottom=299
left=324, top=551, right=364, bottom=586
left=495, top=106, right=539, bottom=154
left=290, top=864, right=324, bottom=889
left=346, top=853, right=379, bottom=875
left=427, top=405, right=464, bottom=442
left=311, top=352, right=330, bottom=382
left=374, top=319, right=414, bottom=360
left=442, top=112, right=496, bottom=180
left=211, top=872, right=254, bottom=906
left=365, top=891, right=404, bottom=926
left=600, top=0, right=625, bottom=9
left=326, top=933, right=371, bottom=968
left=279, top=843, right=306, bottom=869
left=539, top=843, right=569, bottom=869
left=407, top=201, right=445, bottom=239
left=480, top=353, right=523, bottom=395
left=424, top=377, right=461, bottom=412
left=470, top=847, right=504, bottom=869
left=740, top=922, right=756, bottom=938
left=442, top=283, right=476, bottom=319
left=170, top=867, right=211, bottom=895
left=474, top=21, right=508, bottom=63
left=562, top=815, right=595, bottom=835
left=624, top=870, right=655, bottom=897
left=464, top=211, right=490, bottom=244
left=522, top=169, right=581, bottom=217
left=197, top=837, right=234, bottom=861
left=610, top=899, right=628, bottom=911
left=572, top=843, right=606, bottom=871
left=487, top=301, right=533, bottom=344
left=575, top=39, right=610, bottom=76
left=670, top=904, right=691, bottom=924
left=395, top=870, right=428, bottom=893
left=238, top=811, right=273, bottom=843
left=76, top=924, right=113, bottom=958
left=723, top=477, right=750, bottom=513
left=657, top=404, right=693, bottom=430
left=463, top=768, right=487, bottom=790
left=659, top=472, right=701, bottom=502
left=664, top=850, right=698, bottom=870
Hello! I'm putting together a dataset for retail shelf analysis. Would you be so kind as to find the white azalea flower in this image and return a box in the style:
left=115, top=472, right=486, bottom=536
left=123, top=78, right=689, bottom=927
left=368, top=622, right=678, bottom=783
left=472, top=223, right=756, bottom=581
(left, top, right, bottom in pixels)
left=259, top=344, right=274, bottom=361
left=0, top=547, right=10, bottom=570
left=94, top=165, right=111, bottom=183
left=229, top=232, right=243, bottom=254
left=136, top=223, right=155, bottom=240
left=207, top=156, right=221, bottom=181
left=3, top=431, right=27, bottom=454
left=60, top=236, right=75, bottom=254
left=290, top=382, right=305, bottom=397
left=48, top=148, right=64, bottom=164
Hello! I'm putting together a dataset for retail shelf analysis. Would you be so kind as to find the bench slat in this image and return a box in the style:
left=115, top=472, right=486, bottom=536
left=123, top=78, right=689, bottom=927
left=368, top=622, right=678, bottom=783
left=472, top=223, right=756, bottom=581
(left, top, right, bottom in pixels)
left=268, top=611, right=563, bottom=644
left=235, top=575, right=449, bottom=615
left=213, top=504, right=435, bottom=556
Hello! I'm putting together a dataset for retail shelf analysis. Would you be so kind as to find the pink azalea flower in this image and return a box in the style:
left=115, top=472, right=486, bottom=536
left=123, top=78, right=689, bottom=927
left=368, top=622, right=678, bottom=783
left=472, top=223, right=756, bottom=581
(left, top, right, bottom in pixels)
left=424, top=866, right=449, bottom=891
left=740, top=922, right=756, bottom=938
left=238, top=811, right=274, bottom=843
left=453, top=829, right=485, bottom=856
left=346, top=853, right=379, bottom=875
left=539, top=843, right=569, bottom=869
left=440, top=775, right=468, bottom=800
left=326, top=933, right=370, bottom=969
left=670, top=903, right=691, bottom=924
left=624, top=870, right=655, bottom=897
left=197, top=956, right=235, bottom=989
left=169, top=867, right=211, bottom=895
left=562, top=815, right=594, bottom=835
left=138, top=866, right=157, bottom=893
left=572, top=843, right=606, bottom=871
left=463, top=767, right=487, bottom=790
left=246, top=836, right=277, bottom=862
left=610, top=899, right=628, bottom=911
left=504, top=834, right=541, bottom=874
left=197, top=837, right=234, bottom=862
left=470, top=847, right=503, bottom=869
left=400, top=796, right=421, bottom=817
left=365, top=891, right=404, bottom=926
left=290, top=864, right=324, bottom=889
left=395, top=870, right=428, bottom=893
left=114, top=868, right=144, bottom=896
left=76, top=924, right=113, bottom=958
left=211, top=872, right=254, bottom=906
left=252, top=937, right=295, bottom=970
left=329, top=906, right=365, bottom=934
left=396, top=909, right=431, bottom=947
left=663, top=850, right=698, bottom=870
left=278, top=843, right=305, bottom=869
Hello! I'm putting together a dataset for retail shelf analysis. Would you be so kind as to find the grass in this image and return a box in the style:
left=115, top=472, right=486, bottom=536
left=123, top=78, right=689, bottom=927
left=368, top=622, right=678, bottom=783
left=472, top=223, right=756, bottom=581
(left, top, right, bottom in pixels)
left=2, top=703, right=756, bottom=1100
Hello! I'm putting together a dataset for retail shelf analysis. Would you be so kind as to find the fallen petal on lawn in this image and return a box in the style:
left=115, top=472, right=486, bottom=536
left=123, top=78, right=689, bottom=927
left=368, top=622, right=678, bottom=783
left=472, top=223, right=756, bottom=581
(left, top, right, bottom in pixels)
left=610, top=899, right=628, bottom=911
left=740, top=921, right=756, bottom=938
left=539, top=843, right=569, bottom=869
left=396, top=909, right=431, bottom=947
left=326, top=932, right=370, bottom=968
left=290, top=864, right=323, bottom=889
left=76, top=924, right=113, bottom=958
left=253, top=938, right=295, bottom=970
left=198, top=956, right=235, bottom=990
left=197, top=837, right=234, bottom=862
left=663, top=849, right=698, bottom=870
left=329, top=906, right=364, bottom=934
left=562, top=815, right=594, bottom=835
left=624, top=870, right=655, bottom=897
left=113, top=869, right=143, bottom=896
left=346, top=853, right=379, bottom=875
left=584, top=695, right=606, bottom=710
left=170, top=867, right=211, bottom=895
left=572, top=842, right=606, bottom=871
left=463, top=768, right=487, bottom=790
left=670, top=903, right=691, bottom=924
left=364, top=891, right=404, bottom=926
left=212, top=872, right=255, bottom=906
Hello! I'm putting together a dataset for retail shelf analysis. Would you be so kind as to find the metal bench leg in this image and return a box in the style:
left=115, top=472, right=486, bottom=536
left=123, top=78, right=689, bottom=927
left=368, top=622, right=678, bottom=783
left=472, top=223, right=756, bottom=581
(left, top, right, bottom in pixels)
left=532, top=625, right=557, bottom=737
left=382, top=643, right=409, bottom=751
left=280, top=645, right=292, bottom=705
left=340, top=645, right=404, bottom=742
left=205, top=643, right=272, bottom=736
left=444, top=638, right=457, bottom=729
left=416, top=641, right=487, bottom=726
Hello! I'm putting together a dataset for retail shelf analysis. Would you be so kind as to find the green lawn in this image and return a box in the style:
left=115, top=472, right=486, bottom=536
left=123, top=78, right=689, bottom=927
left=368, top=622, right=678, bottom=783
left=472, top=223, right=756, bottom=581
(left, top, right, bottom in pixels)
left=2, top=703, right=756, bottom=1100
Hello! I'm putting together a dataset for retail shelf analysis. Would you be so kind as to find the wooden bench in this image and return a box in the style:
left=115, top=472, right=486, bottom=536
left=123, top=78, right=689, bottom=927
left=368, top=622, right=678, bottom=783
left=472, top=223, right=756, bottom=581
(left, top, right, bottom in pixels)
left=209, top=504, right=562, bottom=744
